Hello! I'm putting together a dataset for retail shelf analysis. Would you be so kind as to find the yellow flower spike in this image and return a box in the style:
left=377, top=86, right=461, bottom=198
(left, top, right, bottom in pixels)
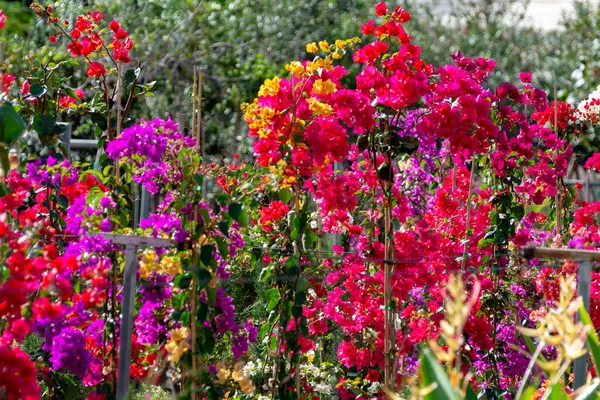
left=306, top=42, right=318, bottom=53
left=319, top=40, right=330, bottom=52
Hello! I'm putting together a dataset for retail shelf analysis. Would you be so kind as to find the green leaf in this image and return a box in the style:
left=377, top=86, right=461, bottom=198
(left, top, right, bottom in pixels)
left=214, top=236, right=229, bottom=258
left=519, top=386, right=538, bottom=400
left=278, top=187, right=293, bottom=204
left=181, top=311, right=191, bottom=326
left=196, top=302, right=209, bottom=324
left=124, top=68, right=139, bottom=84
left=218, top=220, right=230, bottom=237
left=580, top=304, right=600, bottom=372
left=420, top=348, right=461, bottom=400
left=0, top=103, right=25, bottom=144
left=32, top=114, right=56, bottom=136
left=200, top=245, right=215, bottom=267
left=56, top=194, right=69, bottom=209
left=0, top=147, right=9, bottom=177
left=464, top=384, right=477, bottom=400
left=297, top=276, right=310, bottom=292
left=547, top=380, right=569, bottom=400
left=175, top=273, right=193, bottom=289
left=206, top=287, right=216, bottom=306
left=229, top=203, right=242, bottom=220
left=196, top=267, right=212, bottom=289
left=266, top=288, right=280, bottom=311
left=201, top=326, right=215, bottom=354
left=29, top=83, right=47, bottom=97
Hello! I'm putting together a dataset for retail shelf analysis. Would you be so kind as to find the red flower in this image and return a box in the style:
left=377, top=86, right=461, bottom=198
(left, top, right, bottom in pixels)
left=2, top=73, right=15, bottom=94
left=375, top=2, right=387, bottom=16
left=59, top=96, right=76, bottom=108
left=361, top=20, right=375, bottom=35
left=92, top=11, right=102, bottom=22
left=86, top=62, right=106, bottom=77
left=365, top=369, right=381, bottom=382
left=71, top=29, right=81, bottom=39
left=109, top=19, right=120, bottom=32
left=49, top=35, right=57, bottom=43
left=74, top=89, right=85, bottom=100
left=115, top=28, right=128, bottom=40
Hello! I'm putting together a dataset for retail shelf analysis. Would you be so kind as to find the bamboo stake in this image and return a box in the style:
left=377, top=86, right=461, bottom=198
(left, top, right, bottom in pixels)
left=554, top=85, right=562, bottom=234
left=197, top=69, right=203, bottom=150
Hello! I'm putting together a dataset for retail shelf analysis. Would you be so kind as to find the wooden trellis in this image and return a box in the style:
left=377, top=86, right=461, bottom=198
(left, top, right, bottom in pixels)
left=98, top=233, right=178, bottom=400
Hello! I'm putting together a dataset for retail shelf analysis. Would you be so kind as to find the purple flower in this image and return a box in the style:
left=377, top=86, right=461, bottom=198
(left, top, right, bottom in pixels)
left=50, top=327, right=92, bottom=378
left=244, top=321, right=258, bottom=343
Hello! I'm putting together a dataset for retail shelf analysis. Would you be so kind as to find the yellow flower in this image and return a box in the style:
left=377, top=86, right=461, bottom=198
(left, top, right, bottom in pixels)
left=306, top=42, right=318, bottom=53
left=139, top=249, right=159, bottom=279
left=319, top=40, right=330, bottom=52
left=260, top=106, right=276, bottom=121
left=286, top=61, right=306, bottom=77
left=335, top=39, right=346, bottom=49
left=170, top=327, right=189, bottom=342
left=312, top=79, right=337, bottom=95
left=159, top=256, right=182, bottom=276
left=331, top=52, right=342, bottom=60
left=315, top=57, right=333, bottom=71
left=307, top=97, right=334, bottom=116
left=258, top=77, right=281, bottom=97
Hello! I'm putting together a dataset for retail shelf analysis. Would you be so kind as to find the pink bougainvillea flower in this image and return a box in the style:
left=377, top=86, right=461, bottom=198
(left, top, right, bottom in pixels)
left=0, top=10, right=6, bottom=29
left=375, top=2, right=387, bottom=16
left=74, top=89, right=85, bottom=100
left=520, top=71, right=533, bottom=83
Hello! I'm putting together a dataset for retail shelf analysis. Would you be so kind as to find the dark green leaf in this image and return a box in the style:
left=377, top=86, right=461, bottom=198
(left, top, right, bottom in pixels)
left=29, top=83, right=46, bottom=97
left=229, top=203, right=242, bottom=220
left=200, top=245, right=215, bottom=267
left=214, top=236, right=229, bottom=258
left=32, top=114, right=56, bottom=136
left=0, top=103, right=25, bottom=144
left=196, top=267, right=212, bottom=289
left=196, top=302, right=209, bottom=324
left=206, top=287, right=216, bottom=306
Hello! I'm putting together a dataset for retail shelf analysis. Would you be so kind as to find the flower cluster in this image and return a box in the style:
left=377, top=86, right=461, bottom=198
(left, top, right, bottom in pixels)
left=106, top=118, right=196, bottom=194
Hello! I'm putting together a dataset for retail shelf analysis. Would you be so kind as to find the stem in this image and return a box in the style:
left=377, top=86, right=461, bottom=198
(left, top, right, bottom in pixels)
left=461, top=157, right=476, bottom=271
left=515, top=343, right=543, bottom=400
